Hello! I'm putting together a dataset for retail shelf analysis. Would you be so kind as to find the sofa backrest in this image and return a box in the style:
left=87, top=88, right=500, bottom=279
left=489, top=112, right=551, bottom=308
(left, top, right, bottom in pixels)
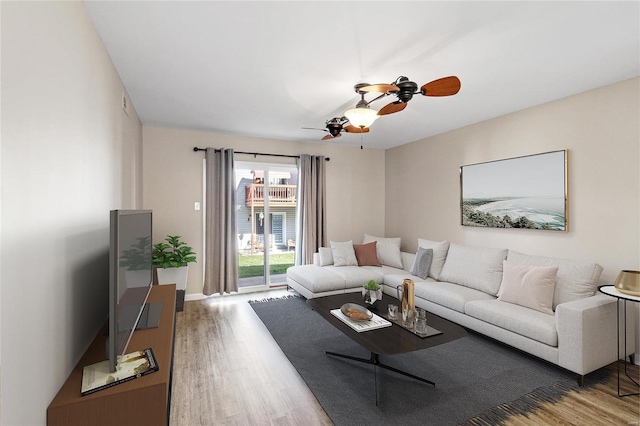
left=506, top=250, right=603, bottom=309
left=438, top=243, right=508, bottom=296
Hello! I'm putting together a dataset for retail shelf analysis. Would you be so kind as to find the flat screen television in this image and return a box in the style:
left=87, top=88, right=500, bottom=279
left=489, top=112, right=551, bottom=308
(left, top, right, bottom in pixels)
left=108, top=210, right=160, bottom=372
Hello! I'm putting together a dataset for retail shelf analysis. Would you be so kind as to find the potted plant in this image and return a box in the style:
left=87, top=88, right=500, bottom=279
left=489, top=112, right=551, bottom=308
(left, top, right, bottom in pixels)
left=362, top=279, right=382, bottom=307
left=153, top=235, right=196, bottom=311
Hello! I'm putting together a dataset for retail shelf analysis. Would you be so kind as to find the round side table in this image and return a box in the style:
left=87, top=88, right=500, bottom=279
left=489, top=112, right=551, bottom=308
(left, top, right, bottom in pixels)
left=598, top=285, right=640, bottom=397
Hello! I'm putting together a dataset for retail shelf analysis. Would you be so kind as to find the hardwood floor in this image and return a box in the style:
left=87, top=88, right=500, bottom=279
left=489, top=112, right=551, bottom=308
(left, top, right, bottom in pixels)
left=170, top=290, right=639, bottom=426
left=471, top=363, right=640, bottom=426
left=170, top=289, right=332, bottom=426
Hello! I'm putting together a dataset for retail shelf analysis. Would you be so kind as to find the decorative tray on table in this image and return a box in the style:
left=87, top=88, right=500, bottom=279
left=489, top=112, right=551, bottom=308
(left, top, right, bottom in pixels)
left=385, top=314, right=443, bottom=338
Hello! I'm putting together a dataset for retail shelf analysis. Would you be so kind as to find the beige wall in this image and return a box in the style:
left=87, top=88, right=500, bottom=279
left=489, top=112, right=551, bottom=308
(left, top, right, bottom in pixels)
left=142, top=126, right=386, bottom=295
left=386, top=77, right=640, bottom=355
left=1, top=2, right=143, bottom=424
left=386, top=77, right=639, bottom=283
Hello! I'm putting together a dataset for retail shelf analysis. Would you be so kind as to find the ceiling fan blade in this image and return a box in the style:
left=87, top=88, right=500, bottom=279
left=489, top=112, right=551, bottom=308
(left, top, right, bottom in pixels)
left=344, top=125, right=370, bottom=134
left=377, top=101, right=407, bottom=116
left=321, top=133, right=342, bottom=141
left=359, top=83, right=399, bottom=94
left=420, top=76, right=461, bottom=97
left=302, top=127, right=328, bottom=132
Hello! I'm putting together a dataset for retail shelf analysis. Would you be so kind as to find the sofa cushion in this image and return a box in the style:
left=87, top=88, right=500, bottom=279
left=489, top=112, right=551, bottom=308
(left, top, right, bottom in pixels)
left=465, top=300, right=558, bottom=346
left=363, top=234, right=403, bottom=268
left=354, top=241, right=381, bottom=267
left=382, top=273, right=430, bottom=290
left=411, top=247, right=433, bottom=279
left=286, top=265, right=345, bottom=293
left=365, top=265, right=406, bottom=277
left=417, top=239, right=450, bottom=280
left=330, top=240, right=358, bottom=266
left=323, top=265, right=384, bottom=287
left=439, top=244, right=508, bottom=296
left=415, top=281, right=496, bottom=313
left=498, top=260, right=558, bottom=315
left=507, top=250, right=603, bottom=309
left=318, top=247, right=333, bottom=266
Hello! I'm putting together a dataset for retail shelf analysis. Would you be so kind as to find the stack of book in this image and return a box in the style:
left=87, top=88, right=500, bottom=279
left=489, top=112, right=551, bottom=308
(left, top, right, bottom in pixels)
left=81, top=348, right=159, bottom=396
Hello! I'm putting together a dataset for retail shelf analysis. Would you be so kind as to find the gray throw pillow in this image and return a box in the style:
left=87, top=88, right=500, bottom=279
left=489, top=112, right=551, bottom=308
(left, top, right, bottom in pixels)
left=411, top=247, right=433, bottom=279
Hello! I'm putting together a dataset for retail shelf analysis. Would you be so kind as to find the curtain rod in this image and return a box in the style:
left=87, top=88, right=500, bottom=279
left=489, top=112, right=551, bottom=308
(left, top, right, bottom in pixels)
left=193, top=147, right=329, bottom=161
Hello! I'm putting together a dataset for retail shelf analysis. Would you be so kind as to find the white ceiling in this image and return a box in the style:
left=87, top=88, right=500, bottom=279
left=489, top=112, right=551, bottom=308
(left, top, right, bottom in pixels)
left=85, top=1, right=640, bottom=150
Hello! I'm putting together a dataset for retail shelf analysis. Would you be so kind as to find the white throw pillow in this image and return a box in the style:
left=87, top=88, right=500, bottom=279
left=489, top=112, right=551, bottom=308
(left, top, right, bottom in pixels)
left=362, top=234, right=403, bottom=268
left=506, top=250, right=603, bottom=309
left=318, top=247, right=334, bottom=266
left=498, top=260, right=558, bottom=315
left=330, top=240, right=358, bottom=267
left=417, top=239, right=450, bottom=280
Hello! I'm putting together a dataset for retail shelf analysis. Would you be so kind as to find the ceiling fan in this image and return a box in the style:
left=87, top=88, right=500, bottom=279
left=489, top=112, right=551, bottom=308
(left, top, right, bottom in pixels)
left=302, top=75, right=460, bottom=142
left=302, top=116, right=370, bottom=141
left=349, top=75, right=461, bottom=120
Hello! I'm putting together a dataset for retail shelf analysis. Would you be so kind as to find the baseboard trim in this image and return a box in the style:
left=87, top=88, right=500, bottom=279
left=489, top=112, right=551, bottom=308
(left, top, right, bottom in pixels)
left=185, top=293, right=206, bottom=302
left=185, top=285, right=286, bottom=302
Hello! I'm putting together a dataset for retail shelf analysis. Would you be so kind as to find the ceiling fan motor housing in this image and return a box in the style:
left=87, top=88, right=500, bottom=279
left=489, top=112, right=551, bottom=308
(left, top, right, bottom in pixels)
left=326, top=122, right=343, bottom=137
left=396, top=79, right=418, bottom=103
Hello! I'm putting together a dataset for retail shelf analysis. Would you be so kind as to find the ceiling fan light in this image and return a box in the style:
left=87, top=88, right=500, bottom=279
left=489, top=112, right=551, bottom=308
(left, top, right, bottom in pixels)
left=344, top=107, right=378, bottom=129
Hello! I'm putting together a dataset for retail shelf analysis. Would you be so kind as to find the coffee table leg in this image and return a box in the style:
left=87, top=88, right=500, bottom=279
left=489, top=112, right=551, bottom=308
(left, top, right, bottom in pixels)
left=325, top=350, right=372, bottom=365
left=372, top=354, right=436, bottom=386
left=325, top=350, right=436, bottom=405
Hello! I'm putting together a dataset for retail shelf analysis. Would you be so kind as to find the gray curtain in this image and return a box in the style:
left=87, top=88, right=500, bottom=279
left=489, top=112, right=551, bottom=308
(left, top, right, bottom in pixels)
left=295, top=154, right=327, bottom=265
left=203, top=148, right=238, bottom=295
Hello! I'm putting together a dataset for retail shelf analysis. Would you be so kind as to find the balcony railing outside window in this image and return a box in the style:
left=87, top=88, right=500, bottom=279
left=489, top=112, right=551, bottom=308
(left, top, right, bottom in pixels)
left=245, top=184, right=297, bottom=207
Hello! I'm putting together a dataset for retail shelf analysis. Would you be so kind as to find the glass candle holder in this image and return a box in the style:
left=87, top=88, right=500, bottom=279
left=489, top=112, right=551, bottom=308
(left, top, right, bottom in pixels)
left=415, top=308, right=427, bottom=335
left=388, top=304, right=398, bottom=319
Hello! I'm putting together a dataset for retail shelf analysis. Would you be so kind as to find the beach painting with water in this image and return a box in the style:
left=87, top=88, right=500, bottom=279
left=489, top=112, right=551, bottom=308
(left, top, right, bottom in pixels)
left=461, top=150, right=567, bottom=231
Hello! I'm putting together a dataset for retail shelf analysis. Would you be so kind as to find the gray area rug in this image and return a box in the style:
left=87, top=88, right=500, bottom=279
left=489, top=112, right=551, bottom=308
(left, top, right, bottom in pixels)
left=250, top=295, right=608, bottom=425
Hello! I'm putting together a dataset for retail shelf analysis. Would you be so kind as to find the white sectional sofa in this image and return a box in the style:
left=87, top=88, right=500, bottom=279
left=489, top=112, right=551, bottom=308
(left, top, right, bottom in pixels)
left=286, top=236, right=636, bottom=381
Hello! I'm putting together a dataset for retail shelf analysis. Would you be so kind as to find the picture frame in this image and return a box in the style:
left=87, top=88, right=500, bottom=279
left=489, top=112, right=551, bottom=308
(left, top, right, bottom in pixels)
left=460, top=150, right=568, bottom=231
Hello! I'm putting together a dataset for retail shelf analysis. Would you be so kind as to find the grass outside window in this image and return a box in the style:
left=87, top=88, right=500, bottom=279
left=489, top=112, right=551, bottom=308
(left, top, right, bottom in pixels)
left=238, top=252, right=294, bottom=278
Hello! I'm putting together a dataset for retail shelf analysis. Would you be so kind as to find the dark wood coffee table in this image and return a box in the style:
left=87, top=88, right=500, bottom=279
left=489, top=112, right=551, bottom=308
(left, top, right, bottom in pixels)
left=307, top=292, right=467, bottom=404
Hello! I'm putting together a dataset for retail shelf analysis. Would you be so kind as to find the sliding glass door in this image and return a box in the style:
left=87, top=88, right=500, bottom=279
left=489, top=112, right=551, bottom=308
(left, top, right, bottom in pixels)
left=235, top=161, right=297, bottom=290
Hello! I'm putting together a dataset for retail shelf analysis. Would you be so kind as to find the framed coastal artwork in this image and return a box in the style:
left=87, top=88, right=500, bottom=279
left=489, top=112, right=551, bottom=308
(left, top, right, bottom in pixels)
left=460, top=150, right=568, bottom=231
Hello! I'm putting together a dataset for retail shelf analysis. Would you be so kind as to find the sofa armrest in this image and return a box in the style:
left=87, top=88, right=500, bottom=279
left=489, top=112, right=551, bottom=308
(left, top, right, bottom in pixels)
left=556, top=294, right=635, bottom=375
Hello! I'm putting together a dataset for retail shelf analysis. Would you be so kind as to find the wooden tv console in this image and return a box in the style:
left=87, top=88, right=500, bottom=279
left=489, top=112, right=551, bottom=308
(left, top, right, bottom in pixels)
left=47, top=284, right=177, bottom=426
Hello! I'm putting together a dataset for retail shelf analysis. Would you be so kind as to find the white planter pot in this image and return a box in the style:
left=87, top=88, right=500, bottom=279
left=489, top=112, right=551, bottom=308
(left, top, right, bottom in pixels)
left=362, top=288, right=382, bottom=307
left=156, top=265, right=189, bottom=291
